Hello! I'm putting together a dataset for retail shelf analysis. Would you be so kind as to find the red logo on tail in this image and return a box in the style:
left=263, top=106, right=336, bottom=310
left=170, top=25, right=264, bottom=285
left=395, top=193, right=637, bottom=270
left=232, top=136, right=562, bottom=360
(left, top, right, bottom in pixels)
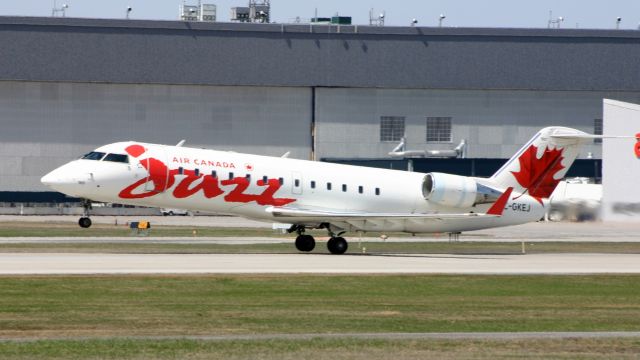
left=511, top=144, right=565, bottom=204
left=635, top=133, right=640, bottom=159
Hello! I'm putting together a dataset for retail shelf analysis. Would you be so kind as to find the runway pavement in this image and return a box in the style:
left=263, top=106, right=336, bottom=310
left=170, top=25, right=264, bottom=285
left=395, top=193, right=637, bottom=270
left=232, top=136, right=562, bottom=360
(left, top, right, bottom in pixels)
left=1, top=253, right=639, bottom=275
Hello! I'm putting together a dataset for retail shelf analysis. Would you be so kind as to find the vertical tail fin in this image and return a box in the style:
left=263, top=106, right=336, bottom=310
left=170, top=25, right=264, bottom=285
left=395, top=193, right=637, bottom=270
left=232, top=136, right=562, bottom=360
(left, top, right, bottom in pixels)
left=490, top=127, right=590, bottom=202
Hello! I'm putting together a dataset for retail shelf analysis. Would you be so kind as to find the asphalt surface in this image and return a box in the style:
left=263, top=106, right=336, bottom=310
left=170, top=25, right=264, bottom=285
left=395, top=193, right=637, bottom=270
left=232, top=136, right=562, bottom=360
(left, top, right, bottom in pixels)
left=1, top=253, right=640, bottom=275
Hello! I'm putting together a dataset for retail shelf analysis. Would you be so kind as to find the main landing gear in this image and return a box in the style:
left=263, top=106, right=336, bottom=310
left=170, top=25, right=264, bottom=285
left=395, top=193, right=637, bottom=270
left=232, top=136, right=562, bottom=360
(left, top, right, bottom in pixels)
left=78, top=199, right=92, bottom=228
left=289, top=225, right=349, bottom=255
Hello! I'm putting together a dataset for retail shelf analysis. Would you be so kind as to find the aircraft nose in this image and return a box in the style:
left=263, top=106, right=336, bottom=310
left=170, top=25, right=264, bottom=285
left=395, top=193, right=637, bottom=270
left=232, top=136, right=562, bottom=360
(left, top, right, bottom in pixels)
left=41, top=164, right=88, bottom=196
left=41, top=167, right=74, bottom=190
left=40, top=171, right=60, bottom=187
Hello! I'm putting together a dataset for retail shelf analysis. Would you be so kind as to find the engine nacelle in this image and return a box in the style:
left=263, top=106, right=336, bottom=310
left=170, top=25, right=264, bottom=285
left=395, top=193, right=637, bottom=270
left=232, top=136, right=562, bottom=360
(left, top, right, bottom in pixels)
left=422, top=173, right=478, bottom=208
left=423, top=172, right=507, bottom=210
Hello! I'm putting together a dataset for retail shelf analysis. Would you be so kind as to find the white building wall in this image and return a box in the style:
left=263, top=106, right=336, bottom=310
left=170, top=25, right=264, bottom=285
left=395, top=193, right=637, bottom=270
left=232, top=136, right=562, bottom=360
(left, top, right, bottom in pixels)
left=0, top=81, right=312, bottom=192
left=315, top=88, right=640, bottom=159
left=602, top=99, right=640, bottom=222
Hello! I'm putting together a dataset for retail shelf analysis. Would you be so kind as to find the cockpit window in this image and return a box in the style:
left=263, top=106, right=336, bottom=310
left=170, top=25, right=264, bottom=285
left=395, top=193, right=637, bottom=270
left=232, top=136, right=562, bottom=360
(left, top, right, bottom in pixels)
left=81, top=151, right=106, bottom=161
left=103, top=153, right=129, bottom=164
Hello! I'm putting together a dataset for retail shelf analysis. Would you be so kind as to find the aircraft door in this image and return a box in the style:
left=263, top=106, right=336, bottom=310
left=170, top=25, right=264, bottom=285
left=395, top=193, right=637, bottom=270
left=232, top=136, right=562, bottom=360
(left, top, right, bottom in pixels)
left=292, top=172, right=303, bottom=195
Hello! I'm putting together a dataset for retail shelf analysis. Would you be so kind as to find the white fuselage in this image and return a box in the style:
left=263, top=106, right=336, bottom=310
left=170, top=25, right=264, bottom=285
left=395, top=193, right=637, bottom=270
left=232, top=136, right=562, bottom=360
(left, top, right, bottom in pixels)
left=41, top=141, right=545, bottom=234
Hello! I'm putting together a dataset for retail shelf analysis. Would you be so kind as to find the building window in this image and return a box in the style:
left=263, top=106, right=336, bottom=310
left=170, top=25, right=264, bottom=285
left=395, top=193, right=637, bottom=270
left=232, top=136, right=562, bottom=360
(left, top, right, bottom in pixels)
left=380, top=116, right=405, bottom=142
left=426, top=117, right=452, bottom=143
left=594, top=118, right=603, bottom=144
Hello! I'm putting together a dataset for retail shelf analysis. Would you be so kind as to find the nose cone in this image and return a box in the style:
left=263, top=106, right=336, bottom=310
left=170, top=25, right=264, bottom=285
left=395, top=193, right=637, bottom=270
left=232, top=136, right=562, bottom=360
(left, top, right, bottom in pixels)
left=41, top=167, right=72, bottom=192
left=40, top=171, right=60, bottom=188
left=41, top=162, right=88, bottom=196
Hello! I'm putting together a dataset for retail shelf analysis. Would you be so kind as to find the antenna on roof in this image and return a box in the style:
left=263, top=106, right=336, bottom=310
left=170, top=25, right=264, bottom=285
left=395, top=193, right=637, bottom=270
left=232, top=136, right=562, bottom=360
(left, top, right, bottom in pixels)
left=547, top=10, right=564, bottom=29
left=51, top=0, right=68, bottom=17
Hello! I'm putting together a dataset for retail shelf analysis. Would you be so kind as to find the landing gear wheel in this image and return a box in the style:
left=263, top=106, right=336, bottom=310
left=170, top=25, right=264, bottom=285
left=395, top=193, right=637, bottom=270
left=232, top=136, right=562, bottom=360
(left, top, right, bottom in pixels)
left=295, top=235, right=316, bottom=252
left=78, top=217, right=92, bottom=228
left=327, top=237, right=348, bottom=255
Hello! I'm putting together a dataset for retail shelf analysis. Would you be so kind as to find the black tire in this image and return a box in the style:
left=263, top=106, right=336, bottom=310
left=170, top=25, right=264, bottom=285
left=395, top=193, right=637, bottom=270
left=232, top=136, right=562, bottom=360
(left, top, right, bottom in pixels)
left=78, top=217, right=92, bottom=228
left=327, top=237, right=348, bottom=255
left=295, top=235, right=315, bottom=252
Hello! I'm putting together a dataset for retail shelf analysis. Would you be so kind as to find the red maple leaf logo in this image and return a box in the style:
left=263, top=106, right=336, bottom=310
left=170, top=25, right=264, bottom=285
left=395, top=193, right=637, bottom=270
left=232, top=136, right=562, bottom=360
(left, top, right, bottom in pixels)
left=511, top=144, right=565, bottom=204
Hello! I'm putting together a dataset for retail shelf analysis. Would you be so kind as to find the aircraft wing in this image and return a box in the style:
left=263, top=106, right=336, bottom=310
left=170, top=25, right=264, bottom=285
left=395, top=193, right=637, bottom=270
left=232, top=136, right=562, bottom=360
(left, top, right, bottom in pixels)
left=266, top=187, right=513, bottom=221
left=265, top=206, right=494, bottom=220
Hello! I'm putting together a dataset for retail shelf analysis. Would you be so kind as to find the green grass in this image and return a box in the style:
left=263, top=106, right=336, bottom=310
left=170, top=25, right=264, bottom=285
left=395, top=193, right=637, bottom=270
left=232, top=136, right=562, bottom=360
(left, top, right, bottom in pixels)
left=1, top=275, right=640, bottom=359
left=1, top=241, right=640, bottom=254
left=1, top=337, right=640, bottom=360
left=1, top=275, right=640, bottom=338
left=0, top=222, right=292, bottom=238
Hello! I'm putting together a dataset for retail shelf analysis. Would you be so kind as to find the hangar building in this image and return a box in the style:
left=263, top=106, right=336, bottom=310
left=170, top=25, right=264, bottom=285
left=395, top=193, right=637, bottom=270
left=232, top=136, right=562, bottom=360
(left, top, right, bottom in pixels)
left=1, top=16, right=639, bottom=201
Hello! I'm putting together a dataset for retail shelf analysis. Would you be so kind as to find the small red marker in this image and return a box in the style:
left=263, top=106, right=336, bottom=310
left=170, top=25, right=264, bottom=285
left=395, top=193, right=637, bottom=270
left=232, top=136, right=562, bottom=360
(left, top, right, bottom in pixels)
left=487, top=187, right=514, bottom=216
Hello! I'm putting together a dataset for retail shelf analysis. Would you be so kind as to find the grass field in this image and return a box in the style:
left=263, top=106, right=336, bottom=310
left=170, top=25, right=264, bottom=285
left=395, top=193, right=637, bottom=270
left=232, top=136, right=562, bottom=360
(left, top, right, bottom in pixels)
left=0, top=275, right=640, bottom=358
left=2, top=241, right=640, bottom=255
left=2, top=337, right=639, bottom=360
left=0, top=222, right=290, bottom=238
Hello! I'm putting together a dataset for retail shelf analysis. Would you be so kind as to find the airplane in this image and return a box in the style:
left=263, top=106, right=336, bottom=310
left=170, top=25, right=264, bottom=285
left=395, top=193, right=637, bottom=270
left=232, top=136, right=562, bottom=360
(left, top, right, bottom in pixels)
left=41, top=126, right=599, bottom=254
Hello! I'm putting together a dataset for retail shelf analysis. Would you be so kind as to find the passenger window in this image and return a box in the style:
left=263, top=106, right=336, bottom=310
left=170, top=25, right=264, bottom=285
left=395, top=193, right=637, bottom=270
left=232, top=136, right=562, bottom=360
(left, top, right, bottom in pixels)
left=375, top=188, right=381, bottom=196
left=262, top=176, right=268, bottom=183
left=211, top=170, right=217, bottom=178
left=327, top=182, right=332, bottom=190
left=103, top=153, right=129, bottom=163
left=81, top=151, right=106, bottom=161
left=194, top=168, right=200, bottom=176
left=311, top=181, right=316, bottom=189
left=279, top=177, right=284, bottom=185
left=246, top=174, right=251, bottom=180
left=229, top=172, right=234, bottom=180
left=358, top=186, right=363, bottom=194
left=178, top=167, right=184, bottom=175
left=294, top=179, right=300, bottom=187
left=342, top=184, right=347, bottom=192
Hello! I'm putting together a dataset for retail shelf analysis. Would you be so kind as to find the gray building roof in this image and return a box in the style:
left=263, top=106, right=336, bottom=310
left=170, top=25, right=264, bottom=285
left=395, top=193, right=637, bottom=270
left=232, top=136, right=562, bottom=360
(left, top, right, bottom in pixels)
left=1, top=16, right=639, bottom=91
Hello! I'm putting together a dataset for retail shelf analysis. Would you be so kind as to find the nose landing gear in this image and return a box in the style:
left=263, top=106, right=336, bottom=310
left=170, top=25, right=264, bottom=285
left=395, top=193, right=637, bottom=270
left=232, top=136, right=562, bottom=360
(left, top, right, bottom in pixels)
left=78, top=199, right=92, bottom=228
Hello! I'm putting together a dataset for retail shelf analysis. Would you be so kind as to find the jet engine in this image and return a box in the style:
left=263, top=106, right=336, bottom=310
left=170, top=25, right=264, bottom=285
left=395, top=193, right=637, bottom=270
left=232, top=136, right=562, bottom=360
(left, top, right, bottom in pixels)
left=422, top=172, right=502, bottom=208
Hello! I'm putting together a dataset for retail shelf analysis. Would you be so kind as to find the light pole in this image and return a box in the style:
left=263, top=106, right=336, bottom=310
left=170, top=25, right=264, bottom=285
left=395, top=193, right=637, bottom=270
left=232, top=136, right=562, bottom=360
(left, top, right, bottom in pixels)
left=438, top=14, right=446, bottom=27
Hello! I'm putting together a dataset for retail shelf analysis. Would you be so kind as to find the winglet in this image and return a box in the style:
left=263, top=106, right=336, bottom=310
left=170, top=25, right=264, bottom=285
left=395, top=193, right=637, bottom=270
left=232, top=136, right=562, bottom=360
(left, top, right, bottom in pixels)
left=486, top=187, right=513, bottom=216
